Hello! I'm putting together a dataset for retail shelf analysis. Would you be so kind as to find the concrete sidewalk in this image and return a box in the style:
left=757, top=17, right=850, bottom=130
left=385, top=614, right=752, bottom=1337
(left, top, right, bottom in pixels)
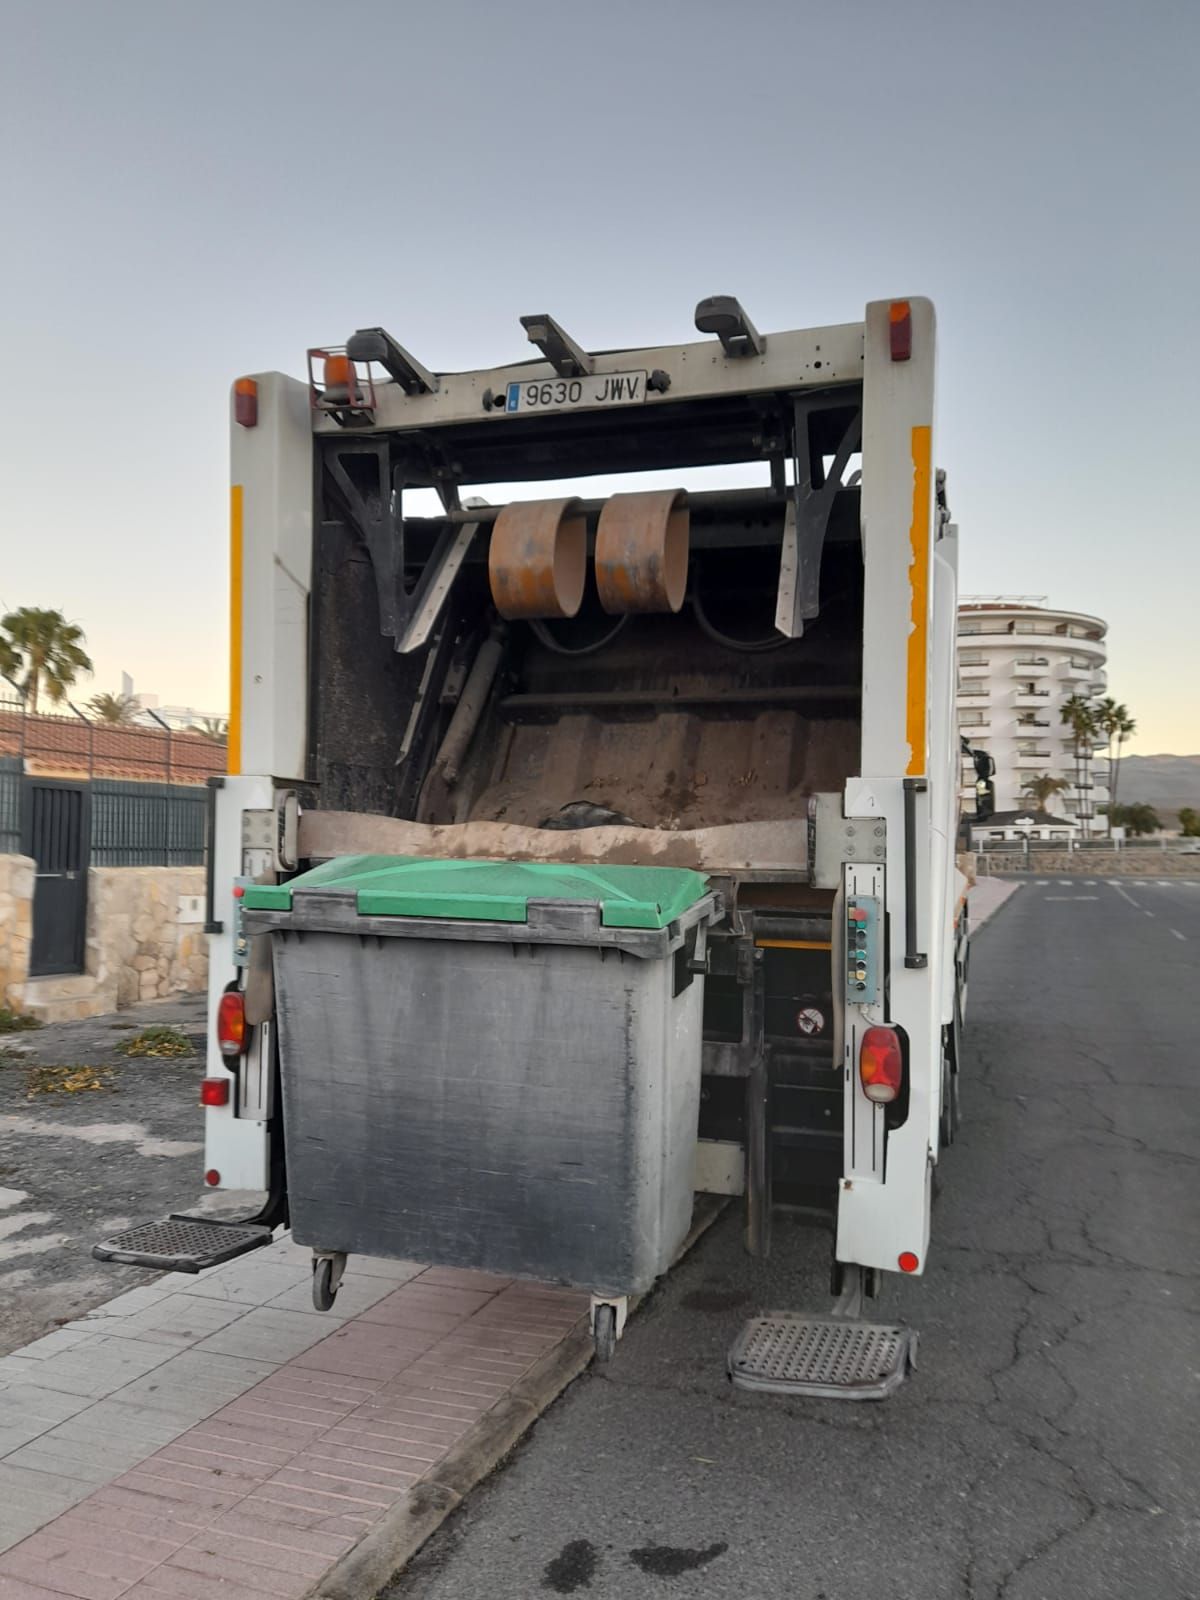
left=0, top=1233, right=587, bottom=1600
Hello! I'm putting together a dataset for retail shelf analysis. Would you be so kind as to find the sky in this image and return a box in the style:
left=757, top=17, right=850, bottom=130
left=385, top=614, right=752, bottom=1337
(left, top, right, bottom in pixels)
left=1, top=0, right=1197, bottom=751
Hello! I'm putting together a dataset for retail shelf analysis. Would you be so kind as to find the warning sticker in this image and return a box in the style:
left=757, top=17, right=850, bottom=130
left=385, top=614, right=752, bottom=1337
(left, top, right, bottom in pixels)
left=796, top=1007, right=826, bottom=1036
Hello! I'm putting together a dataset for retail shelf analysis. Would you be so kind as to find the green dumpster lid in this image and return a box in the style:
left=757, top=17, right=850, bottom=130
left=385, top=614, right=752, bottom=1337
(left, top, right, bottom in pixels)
left=242, top=855, right=708, bottom=931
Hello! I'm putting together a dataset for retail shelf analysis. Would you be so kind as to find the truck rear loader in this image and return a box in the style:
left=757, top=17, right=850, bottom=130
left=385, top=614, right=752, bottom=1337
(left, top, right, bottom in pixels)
left=97, top=295, right=982, bottom=1398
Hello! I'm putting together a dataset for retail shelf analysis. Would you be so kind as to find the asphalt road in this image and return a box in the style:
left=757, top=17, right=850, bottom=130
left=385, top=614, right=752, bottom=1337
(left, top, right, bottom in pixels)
left=386, top=881, right=1199, bottom=1600
left=0, top=994, right=211, bottom=1352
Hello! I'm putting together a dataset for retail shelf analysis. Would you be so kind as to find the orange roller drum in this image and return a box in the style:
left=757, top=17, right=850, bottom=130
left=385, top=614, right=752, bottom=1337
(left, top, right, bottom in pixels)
left=488, top=497, right=588, bottom=620
left=594, top=488, right=689, bottom=614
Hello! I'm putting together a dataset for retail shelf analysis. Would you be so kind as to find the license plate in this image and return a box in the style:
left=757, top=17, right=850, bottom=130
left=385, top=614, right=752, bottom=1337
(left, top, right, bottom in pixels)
left=505, top=371, right=648, bottom=415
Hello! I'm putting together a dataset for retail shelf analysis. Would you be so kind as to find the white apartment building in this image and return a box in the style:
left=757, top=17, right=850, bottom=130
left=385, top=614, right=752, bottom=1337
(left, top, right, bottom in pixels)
left=957, top=597, right=1109, bottom=835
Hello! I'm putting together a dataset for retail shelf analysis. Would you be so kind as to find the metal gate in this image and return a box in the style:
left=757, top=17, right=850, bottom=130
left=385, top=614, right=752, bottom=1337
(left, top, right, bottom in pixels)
left=22, top=779, right=91, bottom=977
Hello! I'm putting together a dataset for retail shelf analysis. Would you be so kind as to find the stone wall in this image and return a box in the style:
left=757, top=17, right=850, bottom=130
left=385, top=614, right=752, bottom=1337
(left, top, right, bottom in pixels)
left=974, top=850, right=1200, bottom=876
left=87, top=867, right=208, bottom=1008
left=0, top=854, right=34, bottom=1008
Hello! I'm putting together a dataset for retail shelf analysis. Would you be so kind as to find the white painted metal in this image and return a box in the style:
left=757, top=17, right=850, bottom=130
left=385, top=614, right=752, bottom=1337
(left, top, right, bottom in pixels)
left=838, top=297, right=940, bottom=1276
left=229, top=372, right=313, bottom=783
left=843, top=861, right=887, bottom=1181
left=314, top=324, right=866, bottom=435
left=203, top=773, right=273, bottom=1191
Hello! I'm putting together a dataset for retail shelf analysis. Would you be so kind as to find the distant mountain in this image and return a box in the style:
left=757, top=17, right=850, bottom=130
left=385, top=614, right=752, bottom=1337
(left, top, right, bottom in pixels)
left=1112, top=754, right=1200, bottom=825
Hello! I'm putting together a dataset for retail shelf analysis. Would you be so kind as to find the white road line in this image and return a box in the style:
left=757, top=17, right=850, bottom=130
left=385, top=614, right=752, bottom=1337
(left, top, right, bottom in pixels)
left=1058, top=880, right=1071, bottom=886
left=1145, top=910, right=1155, bottom=918
left=1085, top=880, right=1097, bottom=886
left=1112, top=884, right=1141, bottom=909
left=1157, top=880, right=1170, bottom=887
left=1044, top=895, right=1099, bottom=901
left=1171, top=928, right=1186, bottom=941
left=1036, top=880, right=1050, bottom=886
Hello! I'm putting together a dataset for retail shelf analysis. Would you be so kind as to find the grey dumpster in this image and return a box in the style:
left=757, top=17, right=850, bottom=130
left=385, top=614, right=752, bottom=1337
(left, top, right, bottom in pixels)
left=243, top=856, right=718, bottom=1296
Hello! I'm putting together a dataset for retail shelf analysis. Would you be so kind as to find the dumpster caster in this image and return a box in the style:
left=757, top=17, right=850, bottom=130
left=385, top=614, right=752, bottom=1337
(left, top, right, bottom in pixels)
left=589, top=1295, right=627, bottom=1363
left=312, top=1252, right=346, bottom=1312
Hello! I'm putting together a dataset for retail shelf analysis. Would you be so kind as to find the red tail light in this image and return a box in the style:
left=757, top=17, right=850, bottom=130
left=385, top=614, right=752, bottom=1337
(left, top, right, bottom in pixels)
left=200, top=1077, right=230, bottom=1107
left=859, top=1025, right=904, bottom=1104
left=217, top=991, right=246, bottom=1059
left=889, top=300, right=912, bottom=362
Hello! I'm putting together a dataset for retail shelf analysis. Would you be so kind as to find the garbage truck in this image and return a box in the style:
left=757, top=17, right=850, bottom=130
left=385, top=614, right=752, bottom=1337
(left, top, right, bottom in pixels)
left=97, top=295, right=978, bottom=1397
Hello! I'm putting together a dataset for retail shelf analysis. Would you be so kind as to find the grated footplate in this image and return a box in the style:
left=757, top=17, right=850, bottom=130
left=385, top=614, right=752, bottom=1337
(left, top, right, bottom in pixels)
left=93, top=1215, right=272, bottom=1272
left=728, top=1314, right=916, bottom=1400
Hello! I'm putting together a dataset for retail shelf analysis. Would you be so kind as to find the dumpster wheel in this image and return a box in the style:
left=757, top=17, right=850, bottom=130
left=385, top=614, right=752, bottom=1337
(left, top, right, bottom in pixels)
left=312, top=1251, right=347, bottom=1311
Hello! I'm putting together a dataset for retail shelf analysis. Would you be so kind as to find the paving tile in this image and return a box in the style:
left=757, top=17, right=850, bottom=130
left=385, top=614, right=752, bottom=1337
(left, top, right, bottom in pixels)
left=10, top=1333, right=95, bottom=1364
left=0, top=1544, right=129, bottom=1600
left=0, top=1386, right=94, bottom=1458
left=33, top=1509, right=181, bottom=1566
left=135, top=1447, right=267, bottom=1497
left=165, top=1544, right=315, bottom=1598
left=364, top=1283, right=493, bottom=1318
left=294, top=1442, right=425, bottom=1489
left=325, top=1413, right=469, bottom=1452
left=289, top=1324, right=436, bottom=1382
left=0, top=1359, right=48, bottom=1390
left=110, top=1465, right=241, bottom=1514
left=264, top=1275, right=394, bottom=1320
left=64, top=1287, right=169, bottom=1324
left=183, top=1527, right=333, bottom=1581
left=124, top=1568, right=286, bottom=1600
left=0, top=1527, right=163, bottom=1591
left=411, top=1266, right=512, bottom=1293
left=345, top=1297, right=465, bottom=1337
left=192, top=1309, right=329, bottom=1365
left=309, top=1432, right=444, bottom=1470
left=239, top=1485, right=378, bottom=1534
left=172, top=1422, right=295, bottom=1472
left=164, top=1264, right=309, bottom=1308
left=84, top=1484, right=222, bottom=1535
left=206, top=1508, right=353, bottom=1562
left=33, top=1398, right=190, bottom=1455
left=6, top=1338, right=173, bottom=1401
left=111, top=1351, right=278, bottom=1423
left=253, top=1367, right=383, bottom=1410
left=0, top=1462, right=96, bottom=1519
left=266, top=1464, right=400, bottom=1510
left=0, top=1576, right=84, bottom=1600
left=68, top=1295, right=245, bottom=1350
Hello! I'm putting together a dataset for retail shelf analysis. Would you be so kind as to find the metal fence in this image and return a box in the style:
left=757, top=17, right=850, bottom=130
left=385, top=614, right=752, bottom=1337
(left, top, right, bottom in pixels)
left=0, top=757, right=21, bottom=854
left=90, top=780, right=208, bottom=867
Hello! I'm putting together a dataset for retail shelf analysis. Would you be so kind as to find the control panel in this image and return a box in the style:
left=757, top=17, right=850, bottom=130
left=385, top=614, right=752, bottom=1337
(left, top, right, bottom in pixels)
left=845, top=894, right=881, bottom=1006
left=231, top=877, right=252, bottom=968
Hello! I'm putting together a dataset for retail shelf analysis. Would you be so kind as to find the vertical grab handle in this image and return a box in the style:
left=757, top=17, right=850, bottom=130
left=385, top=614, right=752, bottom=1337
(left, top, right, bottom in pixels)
left=903, top=777, right=928, bottom=970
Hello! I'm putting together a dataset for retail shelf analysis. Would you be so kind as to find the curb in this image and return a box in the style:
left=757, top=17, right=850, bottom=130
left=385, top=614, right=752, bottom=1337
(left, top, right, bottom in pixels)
left=310, top=1198, right=726, bottom=1599
left=312, top=1325, right=594, bottom=1600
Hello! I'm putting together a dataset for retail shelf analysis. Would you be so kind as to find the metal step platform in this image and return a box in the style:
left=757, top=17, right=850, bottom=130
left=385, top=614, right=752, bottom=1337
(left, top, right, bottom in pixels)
left=93, top=1215, right=274, bottom=1273
left=728, top=1313, right=917, bottom=1400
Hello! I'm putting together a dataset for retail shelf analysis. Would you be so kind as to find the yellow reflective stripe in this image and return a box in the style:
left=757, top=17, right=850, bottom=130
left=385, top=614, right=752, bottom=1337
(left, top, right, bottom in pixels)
left=228, top=484, right=243, bottom=776
left=905, top=425, right=932, bottom=776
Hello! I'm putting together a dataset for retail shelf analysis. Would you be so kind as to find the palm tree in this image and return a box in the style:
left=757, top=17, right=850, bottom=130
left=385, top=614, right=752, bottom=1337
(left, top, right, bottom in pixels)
left=88, top=691, right=142, bottom=726
left=189, top=717, right=228, bottom=740
left=1093, top=697, right=1129, bottom=837
left=1059, top=693, right=1097, bottom=839
left=1021, top=774, right=1070, bottom=812
left=0, top=608, right=93, bottom=714
left=1109, top=708, right=1137, bottom=822
left=0, top=634, right=20, bottom=686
